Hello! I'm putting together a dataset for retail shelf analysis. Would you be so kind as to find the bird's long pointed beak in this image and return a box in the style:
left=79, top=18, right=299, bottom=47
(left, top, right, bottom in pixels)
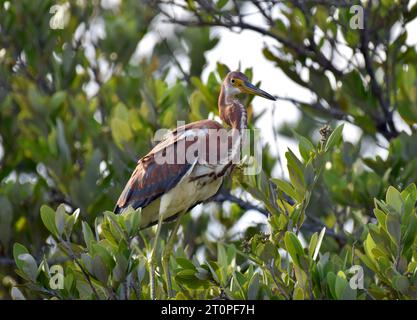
left=242, top=81, right=276, bottom=101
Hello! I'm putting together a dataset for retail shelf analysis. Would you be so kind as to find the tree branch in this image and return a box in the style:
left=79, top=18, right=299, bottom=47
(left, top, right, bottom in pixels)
left=274, top=95, right=351, bottom=121
left=210, top=189, right=346, bottom=243
left=156, top=1, right=342, bottom=77
left=210, top=188, right=270, bottom=217
left=359, top=3, right=398, bottom=140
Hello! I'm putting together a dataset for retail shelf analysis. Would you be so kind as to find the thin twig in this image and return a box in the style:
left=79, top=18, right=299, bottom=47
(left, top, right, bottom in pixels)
left=156, top=1, right=342, bottom=77
left=60, top=239, right=101, bottom=300
left=359, top=2, right=398, bottom=140
left=266, top=259, right=290, bottom=299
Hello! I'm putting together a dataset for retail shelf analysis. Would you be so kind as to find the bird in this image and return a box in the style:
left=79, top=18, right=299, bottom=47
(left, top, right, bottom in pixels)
left=114, top=71, right=275, bottom=299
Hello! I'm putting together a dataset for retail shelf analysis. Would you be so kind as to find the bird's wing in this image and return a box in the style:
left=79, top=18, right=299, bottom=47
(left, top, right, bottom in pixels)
left=114, top=120, right=224, bottom=213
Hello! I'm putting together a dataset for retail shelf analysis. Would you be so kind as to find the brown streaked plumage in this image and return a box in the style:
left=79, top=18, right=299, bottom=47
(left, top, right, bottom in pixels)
left=114, top=71, right=275, bottom=229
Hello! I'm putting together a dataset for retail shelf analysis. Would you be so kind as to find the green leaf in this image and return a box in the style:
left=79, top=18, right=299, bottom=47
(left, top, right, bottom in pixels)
left=17, top=253, right=38, bottom=282
left=111, top=118, right=133, bottom=148
left=176, top=258, right=196, bottom=270
left=120, top=206, right=141, bottom=236
left=272, top=178, right=302, bottom=202
left=373, top=208, right=387, bottom=229
left=401, top=184, right=417, bottom=205
left=13, top=243, right=29, bottom=271
left=55, top=204, right=66, bottom=237
left=82, top=221, right=95, bottom=251
left=205, top=261, right=221, bottom=284
left=40, top=205, right=59, bottom=238
left=175, top=270, right=209, bottom=290
left=326, top=272, right=337, bottom=299
left=402, top=210, right=417, bottom=251
left=113, top=254, right=128, bottom=283
left=103, top=211, right=125, bottom=241
left=81, top=253, right=94, bottom=275
left=284, top=232, right=305, bottom=267
left=386, top=186, right=403, bottom=214
left=386, top=214, right=401, bottom=246
left=285, top=149, right=306, bottom=194
left=50, top=91, right=66, bottom=110
left=392, top=275, right=409, bottom=294
left=176, top=269, right=196, bottom=280
left=92, top=255, right=109, bottom=284
left=293, top=285, right=305, bottom=300
left=65, top=208, right=80, bottom=238
left=304, top=160, right=315, bottom=187
left=335, top=271, right=348, bottom=299
left=217, top=243, right=227, bottom=267
left=216, top=62, right=230, bottom=79
left=308, top=232, right=318, bottom=259
left=92, top=243, right=115, bottom=270
left=313, top=227, right=326, bottom=261
left=216, top=0, right=228, bottom=9
left=363, top=234, right=379, bottom=268
left=226, top=245, right=236, bottom=265
left=325, top=124, right=344, bottom=152
left=195, top=267, right=210, bottom=281
left=293, top=131, right=315, bottom=161
left=355, top=249, right=378, bottom=273
left=259, top=242, right=276, bottom=263
left=341, top=285, right=356, bottom=300
left=247, top=273, right=260, bottom=300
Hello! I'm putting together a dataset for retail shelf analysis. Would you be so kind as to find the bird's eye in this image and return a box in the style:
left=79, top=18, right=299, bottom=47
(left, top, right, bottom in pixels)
left=231, top=79, right=235, bottom=84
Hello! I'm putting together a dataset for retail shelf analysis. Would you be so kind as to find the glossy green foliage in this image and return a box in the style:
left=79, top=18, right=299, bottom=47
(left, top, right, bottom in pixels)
left=10, top=130, right=349, bottom=300
left=2, top=1, right=417, bottom=300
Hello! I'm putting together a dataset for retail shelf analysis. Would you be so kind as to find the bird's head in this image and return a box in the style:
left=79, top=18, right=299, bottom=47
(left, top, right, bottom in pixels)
left=223, top=71, right=276, bottom=101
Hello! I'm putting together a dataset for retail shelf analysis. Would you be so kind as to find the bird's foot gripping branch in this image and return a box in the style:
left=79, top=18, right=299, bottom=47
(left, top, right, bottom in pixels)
left=11, top=125, right=417, bottom=300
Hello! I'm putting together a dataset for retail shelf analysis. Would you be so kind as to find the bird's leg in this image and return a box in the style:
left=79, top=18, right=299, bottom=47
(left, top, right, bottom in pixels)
left=162, top=210, right=186, bottom=299
left=149, top=212, right=164, bottom=300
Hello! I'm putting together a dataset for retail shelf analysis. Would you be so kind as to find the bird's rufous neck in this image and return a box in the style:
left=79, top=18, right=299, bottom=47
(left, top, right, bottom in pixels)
left=218, top=84, right=247, bottom=131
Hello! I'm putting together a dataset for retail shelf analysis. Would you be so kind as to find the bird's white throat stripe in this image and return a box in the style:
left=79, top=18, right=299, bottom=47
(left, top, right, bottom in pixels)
left=240, top=104, right=247, bottom=130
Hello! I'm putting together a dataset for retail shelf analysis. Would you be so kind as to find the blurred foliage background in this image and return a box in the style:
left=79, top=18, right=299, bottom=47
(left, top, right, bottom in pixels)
left=1, top=0, right=417, bottom=300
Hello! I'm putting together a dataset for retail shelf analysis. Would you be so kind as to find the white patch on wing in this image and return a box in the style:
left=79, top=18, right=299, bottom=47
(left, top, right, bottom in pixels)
left=177, top=128, right=209, bottom=140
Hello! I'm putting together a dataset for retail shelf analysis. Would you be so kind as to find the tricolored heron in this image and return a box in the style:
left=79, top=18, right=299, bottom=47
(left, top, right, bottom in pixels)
left=114, top=71, right=275, bottom=299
